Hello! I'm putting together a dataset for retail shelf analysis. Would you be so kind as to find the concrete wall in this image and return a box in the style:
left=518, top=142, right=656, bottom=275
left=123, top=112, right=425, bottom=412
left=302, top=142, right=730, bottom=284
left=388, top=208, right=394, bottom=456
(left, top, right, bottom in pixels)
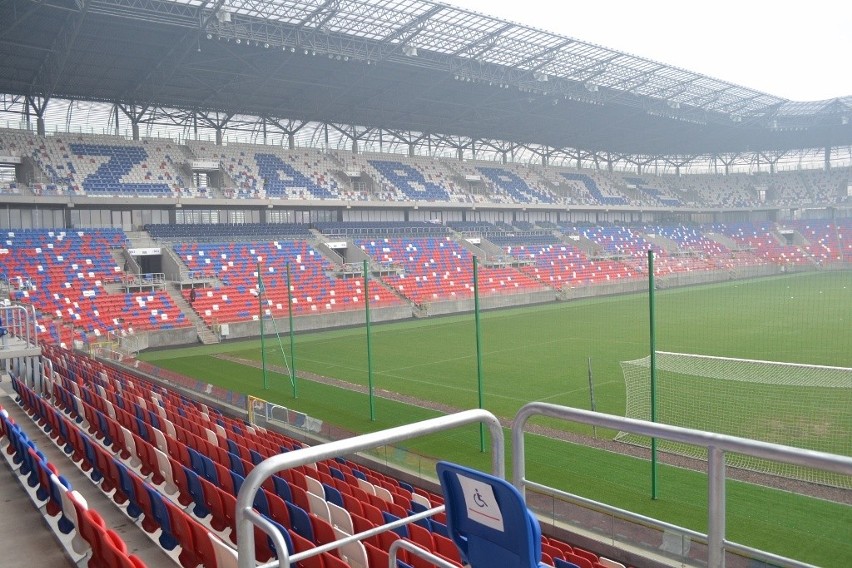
left=422, top=290, right=558, bottom=316
left=219, top=304, right=416, bottom=341
left=145, top=326, right=198, bottom=349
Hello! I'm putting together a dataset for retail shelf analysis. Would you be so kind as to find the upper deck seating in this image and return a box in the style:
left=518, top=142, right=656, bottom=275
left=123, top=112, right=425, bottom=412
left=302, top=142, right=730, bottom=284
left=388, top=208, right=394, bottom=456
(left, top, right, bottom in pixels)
left=560, top=173, right=627, bottom=206
left=367, top=160, right=451, bottom=202
left=476, top=167, right=555, bottom=204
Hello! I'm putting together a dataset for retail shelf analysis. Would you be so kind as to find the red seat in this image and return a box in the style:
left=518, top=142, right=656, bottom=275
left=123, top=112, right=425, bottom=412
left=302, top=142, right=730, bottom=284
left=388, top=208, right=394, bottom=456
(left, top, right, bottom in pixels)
left=289, top=529, right=326, bottom=568
left=167, top=459, right=193, bottom=506
left=76, top=508, right=110, bottom=568
left=567, top=551, right=596, bottom=568
left=365, top=541, right=390, bottom=568
left=199, top=477, right=228, bottom=533
left=186, top=518, right=221, bottom=568
left=164, top=498, right=198, bottom=568
left=432, top=533, right=462, bottom=565
left=129, top=473, right=158, bottom=534
left=309, top=513, right=339, bottom=548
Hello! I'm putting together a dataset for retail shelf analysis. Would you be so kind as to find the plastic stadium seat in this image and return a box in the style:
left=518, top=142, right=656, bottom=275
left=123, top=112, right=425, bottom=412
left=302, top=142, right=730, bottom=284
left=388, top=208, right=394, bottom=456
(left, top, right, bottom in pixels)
left=436, top=461, right=550, bottom=568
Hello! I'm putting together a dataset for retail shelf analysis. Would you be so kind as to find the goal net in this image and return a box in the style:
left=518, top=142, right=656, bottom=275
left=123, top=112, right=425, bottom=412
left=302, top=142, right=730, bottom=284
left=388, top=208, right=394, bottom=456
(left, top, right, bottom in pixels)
left=619, top=351, right=852, bottom=488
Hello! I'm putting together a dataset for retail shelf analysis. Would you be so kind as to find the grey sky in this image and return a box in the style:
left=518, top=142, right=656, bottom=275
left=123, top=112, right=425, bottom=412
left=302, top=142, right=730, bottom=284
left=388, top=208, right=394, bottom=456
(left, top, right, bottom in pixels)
left=443, top=0, right=851, bottom=101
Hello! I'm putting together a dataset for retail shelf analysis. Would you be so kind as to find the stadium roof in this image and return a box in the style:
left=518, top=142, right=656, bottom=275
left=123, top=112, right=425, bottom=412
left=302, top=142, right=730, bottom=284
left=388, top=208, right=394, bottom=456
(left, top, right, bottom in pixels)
left=2, top=0, right=851, bottom=157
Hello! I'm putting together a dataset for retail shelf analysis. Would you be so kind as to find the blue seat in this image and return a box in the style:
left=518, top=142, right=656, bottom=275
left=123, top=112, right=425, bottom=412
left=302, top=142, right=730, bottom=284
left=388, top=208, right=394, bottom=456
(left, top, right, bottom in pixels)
left=322, top=483, right=345, bottom=509
left=264, top=517, right=295, bottom=559
left=182, top=466, right=210, bottom=519
left=272, top=475, right=292, bottom=504
left=436, top=461, right=550, bottom=568
left=146, top=485, right=178, bottom=550
left=285, top=501, right=314, bottom=542
left=382, top=511, right=409, bottom=538
left=114, top=462, right=142, bottom=518
left=80, top=435, right=103, bottom=483
left=554, top=559, right=581, bottom=568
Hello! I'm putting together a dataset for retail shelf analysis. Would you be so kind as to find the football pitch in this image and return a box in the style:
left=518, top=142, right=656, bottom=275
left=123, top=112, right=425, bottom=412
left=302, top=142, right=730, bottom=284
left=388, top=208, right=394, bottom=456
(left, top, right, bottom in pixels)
left=141, top=270, right=852, bottom=566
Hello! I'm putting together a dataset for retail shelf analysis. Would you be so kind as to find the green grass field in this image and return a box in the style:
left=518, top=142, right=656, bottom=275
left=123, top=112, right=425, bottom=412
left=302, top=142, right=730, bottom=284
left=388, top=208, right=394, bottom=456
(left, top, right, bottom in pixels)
left=141, top=271, right=852, bottom=566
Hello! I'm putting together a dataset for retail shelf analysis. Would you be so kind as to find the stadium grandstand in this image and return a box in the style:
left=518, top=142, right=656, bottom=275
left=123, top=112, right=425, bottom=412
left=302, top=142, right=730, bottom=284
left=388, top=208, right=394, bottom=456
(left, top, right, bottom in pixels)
left=0, top=1, right=851, bottom=568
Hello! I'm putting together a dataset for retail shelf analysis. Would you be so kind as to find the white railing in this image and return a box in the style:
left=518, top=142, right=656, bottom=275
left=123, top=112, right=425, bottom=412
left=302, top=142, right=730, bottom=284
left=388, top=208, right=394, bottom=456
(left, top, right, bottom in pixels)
left=0, top=303, right=39, bottom=347
left=512, top=402, right=852, bottom=568
left=235, top=409, right=504, bottom=568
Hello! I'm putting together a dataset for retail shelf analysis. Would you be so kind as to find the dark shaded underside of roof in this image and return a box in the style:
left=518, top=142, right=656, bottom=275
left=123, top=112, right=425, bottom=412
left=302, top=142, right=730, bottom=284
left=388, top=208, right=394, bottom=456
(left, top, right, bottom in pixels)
left=1, top=0, right=850, bottom=156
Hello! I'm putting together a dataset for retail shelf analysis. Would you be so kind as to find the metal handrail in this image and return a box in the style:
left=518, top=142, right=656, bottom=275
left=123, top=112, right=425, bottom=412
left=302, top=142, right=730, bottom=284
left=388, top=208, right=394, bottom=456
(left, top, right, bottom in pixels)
left=512, top=402, right=852, bottom=568
left=1, top=303, right=39, bottom=346
left=235, top=408, right=504, bottom=568
left=389, top=538, right=459, bottom=568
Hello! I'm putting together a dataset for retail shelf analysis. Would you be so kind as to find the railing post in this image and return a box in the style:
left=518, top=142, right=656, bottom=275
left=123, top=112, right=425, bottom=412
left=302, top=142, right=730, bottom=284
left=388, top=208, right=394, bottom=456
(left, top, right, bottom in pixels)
left=707, top=445, right=726, bottom=568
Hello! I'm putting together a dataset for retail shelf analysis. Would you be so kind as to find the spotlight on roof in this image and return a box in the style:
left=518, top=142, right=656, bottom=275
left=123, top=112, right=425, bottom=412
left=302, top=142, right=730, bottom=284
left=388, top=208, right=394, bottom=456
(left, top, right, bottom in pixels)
left=534, top=71, right=548, bottom=82
left=343, top=56, right=349, bottom=61
left=206, top=33, right=212, bottom=40
left=584, top=82, right=598, bottom=92
left=235, top=38, right=241, bottom=44
left=843, top=116, right=849, bottom=125
left=403, top=46, right=418, bottom=57
left=264, top=43, right=269, bottom=49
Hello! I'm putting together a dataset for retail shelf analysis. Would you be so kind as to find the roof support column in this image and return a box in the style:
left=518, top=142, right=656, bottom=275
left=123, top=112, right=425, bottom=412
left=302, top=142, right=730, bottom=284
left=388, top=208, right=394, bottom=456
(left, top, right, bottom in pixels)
left=197, top=111, right=232, bottom=146
left=263, top=118, right=306, bottom=150
left=824, top=146, right=831, bottom=171
left=26, top=96, right=49, bottom=136
left=117, top=104, right=150, bottom=141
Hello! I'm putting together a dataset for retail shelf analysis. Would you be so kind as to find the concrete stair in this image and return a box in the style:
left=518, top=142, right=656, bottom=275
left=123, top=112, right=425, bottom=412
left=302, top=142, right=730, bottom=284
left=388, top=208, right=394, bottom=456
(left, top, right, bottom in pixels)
left=164, top=284, right=220, bottom=344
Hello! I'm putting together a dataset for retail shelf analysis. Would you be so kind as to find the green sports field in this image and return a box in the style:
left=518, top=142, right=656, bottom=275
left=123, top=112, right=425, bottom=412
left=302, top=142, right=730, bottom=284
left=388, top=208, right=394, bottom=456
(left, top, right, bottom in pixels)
left=141, top=270, right=852, bottom=566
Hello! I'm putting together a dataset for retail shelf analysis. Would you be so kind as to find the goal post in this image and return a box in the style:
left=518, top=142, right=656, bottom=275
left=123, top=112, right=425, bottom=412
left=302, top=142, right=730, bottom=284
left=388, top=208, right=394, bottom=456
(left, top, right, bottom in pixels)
left=619, top=351, right=852, bottom=488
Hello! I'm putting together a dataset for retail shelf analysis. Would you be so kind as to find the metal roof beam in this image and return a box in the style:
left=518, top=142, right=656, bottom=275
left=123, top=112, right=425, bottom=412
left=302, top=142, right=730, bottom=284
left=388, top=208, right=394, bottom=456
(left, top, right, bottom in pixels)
left=516, top=39, right=573, bottom=71
left=450, top=22, right=512, bottom=58
left=381, top=4, right=443, bottom=45
left=296, top=0, right=339, bottom=30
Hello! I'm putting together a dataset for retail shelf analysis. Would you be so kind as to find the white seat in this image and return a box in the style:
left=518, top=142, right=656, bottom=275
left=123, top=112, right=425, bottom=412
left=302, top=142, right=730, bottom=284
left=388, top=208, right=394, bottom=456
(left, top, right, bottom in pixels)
left=356, top=477, right=376, bottom=496
left=373, top=484, right=394, bottom=505
left=305, top=474, right=324, bottom=498
left=328, top=501, right=353, bottom=535
left=333, top=527, right=368, bottom=568
left=209, top=532, right=239, bottom=568
left=120, top=426, right=142, bottom=470
left=307, top=490, right=332, bottom=524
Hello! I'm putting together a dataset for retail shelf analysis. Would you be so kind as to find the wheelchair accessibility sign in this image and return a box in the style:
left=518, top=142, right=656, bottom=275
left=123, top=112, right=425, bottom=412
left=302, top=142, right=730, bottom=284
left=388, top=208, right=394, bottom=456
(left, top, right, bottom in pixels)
left=457, top=473, right=504, bottom=531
